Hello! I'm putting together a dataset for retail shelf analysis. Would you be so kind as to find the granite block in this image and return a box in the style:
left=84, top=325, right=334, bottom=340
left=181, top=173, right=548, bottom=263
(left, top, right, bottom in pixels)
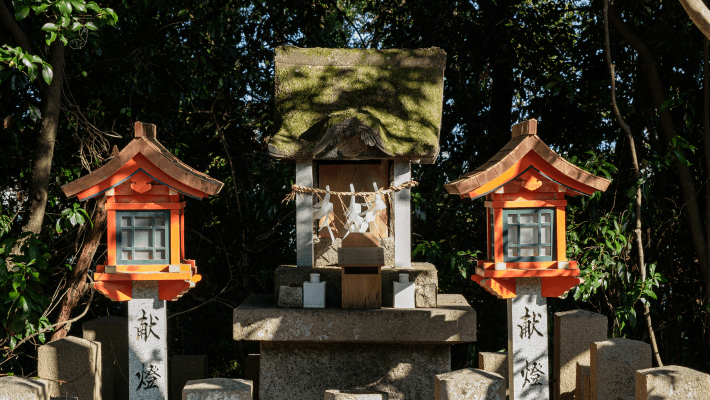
left=261, top=342, right=449, bottom=400
left=434, top=368, right=506, bottom=400
left=635, top=365, right=710, bottom=400
left=590, top=338, right=651, bottom=400
left=0, top=376, right=50, bottom=400
left=182, top=378, right=252, bottom=400
left=554, top=310, right=607, bottom=400
left=234, top=294, right=476, bottom=343
left=324, top=389, right=388, bottom=399
left=478, top=352, right=508, bottom=392
left=37, top=336, right=102, bottom=400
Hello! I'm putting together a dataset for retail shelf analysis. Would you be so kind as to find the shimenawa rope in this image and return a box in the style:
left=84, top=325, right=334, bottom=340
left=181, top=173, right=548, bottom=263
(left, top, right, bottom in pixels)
left=282, top=180, right=418, bottom=203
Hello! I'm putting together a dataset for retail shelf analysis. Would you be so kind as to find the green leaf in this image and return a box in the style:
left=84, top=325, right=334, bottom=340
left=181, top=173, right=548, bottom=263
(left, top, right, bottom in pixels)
left=17, top=296, right=30, bottom=318
left=71, top=21, right=82, bottom=31
left=33, top=4, right=50, bottom=13
left=86, top=1, right=100, bottom=12
left=104, top=7, right=118, bottom=23
left=71, top=0, right=87, bottom=12
left=42, top=64, right=53, bottom=85
left=57, top=0, right=72, bottom=16
left=42, top=23, right=59, bottom=32
left=85, top=21, right=98, bottom=31
left=15, top=5, right=30, bottom=20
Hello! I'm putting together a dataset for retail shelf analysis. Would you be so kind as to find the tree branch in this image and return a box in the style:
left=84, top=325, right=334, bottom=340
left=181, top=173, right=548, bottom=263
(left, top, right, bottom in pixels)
left=679, top=0, right=710, bottom=40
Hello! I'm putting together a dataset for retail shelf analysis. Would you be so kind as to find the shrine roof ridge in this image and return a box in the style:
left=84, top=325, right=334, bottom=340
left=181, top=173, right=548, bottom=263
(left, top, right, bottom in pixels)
left=444, top=119, right=611, bottom=197
left=62, top=121, right=224, bottom=199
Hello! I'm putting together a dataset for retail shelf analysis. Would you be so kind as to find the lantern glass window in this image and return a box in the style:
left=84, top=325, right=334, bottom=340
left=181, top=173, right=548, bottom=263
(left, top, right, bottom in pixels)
left=116, top=211, right=169, bottom=264
left=503, top=209, right=554, bottom=262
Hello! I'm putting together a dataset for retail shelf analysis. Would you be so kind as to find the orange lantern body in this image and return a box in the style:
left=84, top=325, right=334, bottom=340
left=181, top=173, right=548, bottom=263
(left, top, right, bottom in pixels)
left=61, top=122, right=223, bottom=301
left=445, top=119, right=610, bottom=298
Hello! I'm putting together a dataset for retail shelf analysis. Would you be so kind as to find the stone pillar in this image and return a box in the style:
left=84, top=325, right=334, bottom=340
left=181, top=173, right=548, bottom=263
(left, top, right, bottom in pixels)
left=435, top=368, right=506, bottom=400
left=0, top=376, right=50, bottom=400
left=37, top=336, right=102, bottom=399
left=296, top=160, right=314, bottom=267
left=182, top=378, right=252, bottom=400
left=83, top=315, right=129, bottom=400
left=170, top=355, right=208, bottom=400
left=129, top=281, right=168, bottom=399
left=553, top=310, right=607, bottom=400
left=507, top=278, right=549, bottom=400
left=575, top=363, right=590, bottom=400
left=635, top=365, right=710, bottom=399
left=478, top=351, right=508, bottom=393
left=590, top=338, right=651, bottom=400
left=393, top=160, right=411, bottom=269
left=245, top=354, right=260, bottom=400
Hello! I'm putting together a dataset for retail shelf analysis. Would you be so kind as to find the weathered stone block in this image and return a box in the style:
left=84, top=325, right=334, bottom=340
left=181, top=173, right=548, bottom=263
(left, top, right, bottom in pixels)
left=274, top=264, right=438, bottom=308
left=171, top=355, right=208, bottom=400
left=0, top=376, right=50, bottom=400
left=38, top=336, right=102, bottom=400
left=261, top=342, right=449, bottom=400
left=635, top=365, right=710, bottom=400
left=278, top=285, right=303, bottom=308
left=415, top=282, right=437, bottom=308
left=554, top=310, right=607, bottom=400
left=324, top=389, right=388, bottom=400
left=234, top=294, right=476, bottom=343
left=576, top=363, right=590, bottom=400
left=590, top=338, right=651, bottom=400
left=435, top=368, right=505, bottom=400
left=478, top=352, right=508, bottom=392
left=245, top=354, right=260, bottom=400
left=182, top=378, right=252, bottom=400
left=83, top=315, right=128, bottom=400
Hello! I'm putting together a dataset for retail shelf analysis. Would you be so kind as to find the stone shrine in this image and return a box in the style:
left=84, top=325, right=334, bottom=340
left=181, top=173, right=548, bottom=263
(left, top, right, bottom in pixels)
left=233, top=46, right=477, bottom=399
left=444, top=119, right=611, bottom=400
left=61, top=122, right=223, bottom=400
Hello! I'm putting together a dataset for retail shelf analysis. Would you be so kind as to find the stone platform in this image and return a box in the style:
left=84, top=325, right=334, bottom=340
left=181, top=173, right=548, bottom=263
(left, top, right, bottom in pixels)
left=274, top=263, right=439, bottom=308
left=233, top=294, right=476, bottom=400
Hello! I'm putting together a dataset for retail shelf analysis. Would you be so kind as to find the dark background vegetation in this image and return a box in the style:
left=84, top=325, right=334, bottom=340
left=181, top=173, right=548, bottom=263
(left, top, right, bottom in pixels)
left=1, top=0, right=709, bottom=377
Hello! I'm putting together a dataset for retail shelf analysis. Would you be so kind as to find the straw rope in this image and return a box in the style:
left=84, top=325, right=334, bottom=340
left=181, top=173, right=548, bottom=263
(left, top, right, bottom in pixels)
left=283, top=180, right=418, bottom=203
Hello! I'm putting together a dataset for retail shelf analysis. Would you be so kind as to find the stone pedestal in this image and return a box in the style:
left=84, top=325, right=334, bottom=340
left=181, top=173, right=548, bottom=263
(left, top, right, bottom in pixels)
left=129, top=281, right=168, bottom=399
left=38, top=336, right=102, bottom=400
left=635, top=365, right=710, bottom=400
left=83, top=316, right=129, bottom=400
left=590, top=338, right=651, bottom=400
left=325, top=389, right=388, bottom=399
left=553, top=310, right=607, bottom=400
left=507, top=278, right=549, bottom=400
left=274, top=263, right=438, bottom=308
left=234, top=294, right=476, bottom=400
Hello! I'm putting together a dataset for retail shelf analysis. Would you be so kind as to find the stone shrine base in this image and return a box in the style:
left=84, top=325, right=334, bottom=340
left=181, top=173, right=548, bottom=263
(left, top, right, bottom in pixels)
left=262, top=342, right=448, bottom=399
left=234, top=294, right=476, bottom=400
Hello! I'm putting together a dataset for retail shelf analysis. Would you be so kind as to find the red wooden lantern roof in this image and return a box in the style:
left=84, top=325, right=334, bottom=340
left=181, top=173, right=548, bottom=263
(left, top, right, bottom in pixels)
left=62, top=122, right=224, bottom=201
left=444, top=119, right=610, bottom=199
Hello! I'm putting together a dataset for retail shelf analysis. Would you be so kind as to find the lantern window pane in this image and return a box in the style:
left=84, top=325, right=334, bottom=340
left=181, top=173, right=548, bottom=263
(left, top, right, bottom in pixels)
left=503, top=208, right=554, bottom=262
left=116, top=211, right=170, bottom=265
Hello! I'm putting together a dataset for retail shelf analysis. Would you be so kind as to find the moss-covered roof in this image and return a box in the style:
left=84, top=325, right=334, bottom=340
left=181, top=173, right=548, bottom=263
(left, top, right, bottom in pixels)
left=269, top=46, right=447, bottom=164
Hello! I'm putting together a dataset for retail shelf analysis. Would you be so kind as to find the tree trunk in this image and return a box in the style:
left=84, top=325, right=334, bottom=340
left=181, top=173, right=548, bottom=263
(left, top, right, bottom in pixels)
left=51, top=195, right=107, bottom=341
left=608, top=6, right=710, bottom=340
left=22, top=40, right=65, bottom=235
left=603, top=0, right=663, bottom=365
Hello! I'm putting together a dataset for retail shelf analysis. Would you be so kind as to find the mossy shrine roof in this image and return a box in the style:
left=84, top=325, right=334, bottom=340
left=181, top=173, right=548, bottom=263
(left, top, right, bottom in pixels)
left=62, top=122, right=224, bottom=201
left=444, top=119, right=611, bottom=198
left=269, top=46, right=447, bottom=164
